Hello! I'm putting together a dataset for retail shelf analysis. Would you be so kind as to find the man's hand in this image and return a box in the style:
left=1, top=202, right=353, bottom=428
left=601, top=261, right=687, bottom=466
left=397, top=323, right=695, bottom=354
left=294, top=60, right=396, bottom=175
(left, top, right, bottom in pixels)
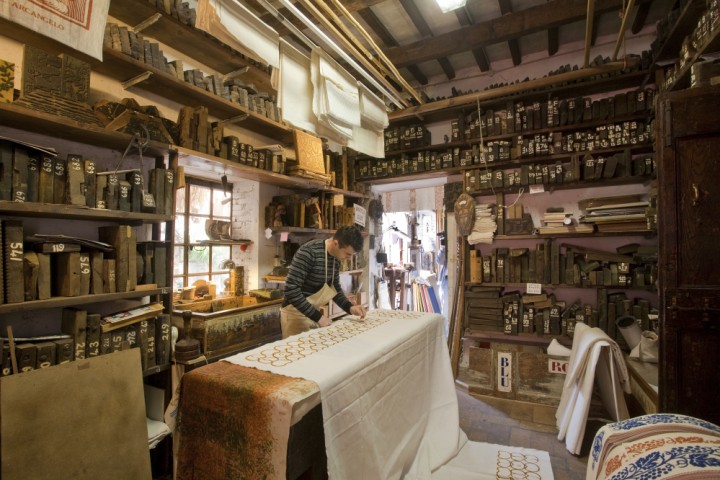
left=317, top=315, right=332, bottom=327
left=350, top=305, right=366, bottom=318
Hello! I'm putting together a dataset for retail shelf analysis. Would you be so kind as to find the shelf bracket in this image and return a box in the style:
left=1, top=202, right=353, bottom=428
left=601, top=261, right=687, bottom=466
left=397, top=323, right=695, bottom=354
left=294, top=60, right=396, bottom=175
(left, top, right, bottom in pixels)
left=122, top=71, right=153, bottom=90
left=133, top=13, right=162, bottom=33
left=220, top=113, right=250, bottom=126
left=222, top=67, right=250, bottom=83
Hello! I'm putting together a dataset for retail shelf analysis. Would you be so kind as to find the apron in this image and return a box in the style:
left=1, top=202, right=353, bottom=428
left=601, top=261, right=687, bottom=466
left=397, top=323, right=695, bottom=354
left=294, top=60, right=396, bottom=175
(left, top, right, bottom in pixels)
left=281, top=244, right=337, bottom=338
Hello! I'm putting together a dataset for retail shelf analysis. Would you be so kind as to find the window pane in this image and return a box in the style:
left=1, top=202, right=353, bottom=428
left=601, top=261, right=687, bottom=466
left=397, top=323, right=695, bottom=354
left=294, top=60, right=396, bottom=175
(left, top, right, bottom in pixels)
left=189, top=184, right=211, bottom=214
left=189, top=215, right=210, bottom=243
left=175, top=186, right=186, bottom=214
left=175, top=214, right=186, bottom=243
left=212, top=246, right=231, bottom=271
left=188, top=246, right=209, bottom=274
left=188, top=274, right=210, bottom=287
left=213, top=273, right=230, bottom=293
left=172, top=276, right=185, bottom=292
left=174, top=246, right=185, bottom=275
left=213, top=189, right=232, bottom=217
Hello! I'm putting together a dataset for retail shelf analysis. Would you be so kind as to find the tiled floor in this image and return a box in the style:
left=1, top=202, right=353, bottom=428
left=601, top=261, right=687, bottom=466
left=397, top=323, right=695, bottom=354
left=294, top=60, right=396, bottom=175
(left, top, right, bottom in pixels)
left=456, top=388, right=597, bottom=480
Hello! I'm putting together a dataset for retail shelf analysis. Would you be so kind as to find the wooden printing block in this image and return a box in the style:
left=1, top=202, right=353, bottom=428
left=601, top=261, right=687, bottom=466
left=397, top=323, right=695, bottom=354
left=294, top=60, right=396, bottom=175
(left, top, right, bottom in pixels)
left=12, top=145, right=29, bottom=202
left=84, top=160, right=96, bottom=208
left=1, top=345, right=11, bottom=376
left=0, top=139, right=12, bottom=200
left=146, top=318, right=156, bottom=368
left=23, top=251, right=39, bottom=301
left=95, top=174, right=107, bottom=209
left=118, top=180, right=132, bottom=211
left=54, top=252, right=81, bottom=297
left=104, top=173, right=119, bottom=210
left=135, top=320, right=149, bottom=371
left=98, top=226, right=136, bottom=292
left=155, top=314, right=171, bottom=366
left=85, top=313, right=101, bottom=358
left=149, top=168, right=165, bottom=214
left=27, top=154, right=38, bottom=202
left=100, top=332, right=112, bottom=355
left=61, top=308, right=87, bottom=360
left=103, top=259, right=116, bottom=293
left=79, top=253, right=91, bottom=295
left=137, top=243, right=154, bottom=285
left=4, top=220, right=24, bottom=303
left=39, top=154, right=54, bottom=203
left=53, top=338, right=74, bottom=364
left=90, top=251, right=104, bottom=294
left=110, top=330, right=124, bottom=352
left=15, top=343, right=36, bottom=373
left=35, top=342, right=56, bottom=369
left=37, top=253, right=51, bottom=300
left=65, top=154, right=85, bottom=205
left=153, top=243, right=167, bottom=287
left=0, top=59, right=13, bottom=103
left=126, top=171, right=143, bottom=212
left=53, top=157, right=66, bottom=204
left=164, top=169, right=174, bottom=215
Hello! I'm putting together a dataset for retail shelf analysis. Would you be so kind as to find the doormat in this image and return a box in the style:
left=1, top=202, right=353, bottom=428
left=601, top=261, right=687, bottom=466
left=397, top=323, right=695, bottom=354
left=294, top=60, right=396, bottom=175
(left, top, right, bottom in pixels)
left=432, top=441, right=554, bottom=479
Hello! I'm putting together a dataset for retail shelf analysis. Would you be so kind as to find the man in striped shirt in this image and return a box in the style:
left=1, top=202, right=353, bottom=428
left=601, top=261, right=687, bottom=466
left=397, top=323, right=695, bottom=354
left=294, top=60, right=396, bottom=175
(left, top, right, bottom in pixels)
left=281, top=226, right=366, bottom=338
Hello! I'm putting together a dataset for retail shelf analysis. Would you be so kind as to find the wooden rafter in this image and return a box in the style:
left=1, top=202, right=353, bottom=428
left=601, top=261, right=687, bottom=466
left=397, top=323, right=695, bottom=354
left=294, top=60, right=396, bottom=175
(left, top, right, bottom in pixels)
left=385, top=0, right=653, bottom=68
left=632, top=1, right=652, bottom=33
left=497, top=0, right=522, bottom=65
left=398, top=0, right=456, bottom=80
left=548, top=27, right=559, bottom=56
left=455, top=6, right=492, bottom=72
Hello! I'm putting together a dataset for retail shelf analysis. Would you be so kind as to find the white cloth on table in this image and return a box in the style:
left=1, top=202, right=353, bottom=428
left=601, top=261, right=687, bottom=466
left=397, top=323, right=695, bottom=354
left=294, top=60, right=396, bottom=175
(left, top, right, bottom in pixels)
left=556, top=322, right=631, bottom=454
left=226, top=309, right=466, bottom=479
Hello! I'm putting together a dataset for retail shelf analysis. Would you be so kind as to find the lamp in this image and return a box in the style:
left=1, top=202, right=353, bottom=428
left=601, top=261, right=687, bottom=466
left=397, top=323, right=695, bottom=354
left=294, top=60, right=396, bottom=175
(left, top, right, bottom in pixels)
left=435, top=0, right=467, bottom=13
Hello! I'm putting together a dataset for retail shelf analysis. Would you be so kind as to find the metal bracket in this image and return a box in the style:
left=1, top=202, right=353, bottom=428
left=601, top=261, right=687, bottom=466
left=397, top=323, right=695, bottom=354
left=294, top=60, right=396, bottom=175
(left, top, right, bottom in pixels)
left=133, top=13, right=162, bottom=33
left=122, top=71, right=153, bottom=90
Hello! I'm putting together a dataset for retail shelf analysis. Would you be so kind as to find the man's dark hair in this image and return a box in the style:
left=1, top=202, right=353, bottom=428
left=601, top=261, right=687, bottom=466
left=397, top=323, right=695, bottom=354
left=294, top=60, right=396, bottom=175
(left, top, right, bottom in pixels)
left=334, top=225, right=363, bottom=252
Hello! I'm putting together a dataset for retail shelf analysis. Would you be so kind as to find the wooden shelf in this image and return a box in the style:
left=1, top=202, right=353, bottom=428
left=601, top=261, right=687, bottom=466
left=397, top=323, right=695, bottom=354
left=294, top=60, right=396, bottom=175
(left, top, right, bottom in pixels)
left=96, top=49, right=292, bottom=143
left=341, top=269, right=365, bottom=275
left=271, top=226, right=338, bottom=235
left=652, top=0, right=707, bottom=63
left=464, top=282, right=656, bottom=291
left=664, top=26, right=720, bottom=92
left=0, top=102, right=169, bottom=156
left=143, top=362, right=172, bottom=377
left=108, top=0, right=274, bottom=94
left=463, top=329, right=572, bottom=347
left=388, top=69, right=650, bottom=126
left=467, top=174, right=655, bottom=197
left=0, top=289, right=169, bottom=315
left=358, top=166, right=465, bottom=185
left=0, top=201, right=172, bottom=224
left=198, top=239, right=253, bottom=246
left=382, top=112, right=653, bottom=158
left=494, top=229, right=656, bottom=240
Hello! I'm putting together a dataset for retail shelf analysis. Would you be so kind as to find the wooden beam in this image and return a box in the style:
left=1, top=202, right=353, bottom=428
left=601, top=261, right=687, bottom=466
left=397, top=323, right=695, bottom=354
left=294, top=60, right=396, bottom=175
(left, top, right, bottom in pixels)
left=508, top=40, right=522, bottom=66
left=357, top=7, right=398, bottom=47
left=385, top=0, right=653, bottom=68
left=455, top=6, right=473, bottom=26
left=632, top=1, right=652, bottom=34
left=398, top=0, right=433, bottom=37
left=584, top=0, right=596, bottom=67
left=548, top=27, right=559, bottom=56
left=438, top=58, right=456, bottom=80
left=406, top=65, right=428, bottom=85
left=613, top=0, right=636, bottom=60
left=472, top=48, right=491, bottom=72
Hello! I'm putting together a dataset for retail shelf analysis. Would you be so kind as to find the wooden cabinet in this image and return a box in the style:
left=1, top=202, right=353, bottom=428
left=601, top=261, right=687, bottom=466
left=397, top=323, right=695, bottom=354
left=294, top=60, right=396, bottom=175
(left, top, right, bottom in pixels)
left=656, top=84, right=720, bottom=425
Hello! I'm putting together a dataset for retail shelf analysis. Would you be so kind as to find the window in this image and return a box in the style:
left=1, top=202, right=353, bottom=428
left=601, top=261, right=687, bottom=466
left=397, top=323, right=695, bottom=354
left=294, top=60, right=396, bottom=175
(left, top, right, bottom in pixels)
left=173, top=178, right=233, bottom=292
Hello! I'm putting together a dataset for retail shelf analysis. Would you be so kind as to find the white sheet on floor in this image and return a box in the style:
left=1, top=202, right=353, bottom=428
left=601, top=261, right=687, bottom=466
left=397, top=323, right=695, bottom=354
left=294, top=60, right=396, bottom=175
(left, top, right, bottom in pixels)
left=227, top=310, right=465, bottom=479
left=556, top=322, right=630, bottom=454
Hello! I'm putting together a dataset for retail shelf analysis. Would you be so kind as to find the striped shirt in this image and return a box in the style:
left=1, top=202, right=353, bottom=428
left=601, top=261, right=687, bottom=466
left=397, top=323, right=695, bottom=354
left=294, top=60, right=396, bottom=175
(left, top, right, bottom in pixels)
left=282, top=239, right=353, bottom=321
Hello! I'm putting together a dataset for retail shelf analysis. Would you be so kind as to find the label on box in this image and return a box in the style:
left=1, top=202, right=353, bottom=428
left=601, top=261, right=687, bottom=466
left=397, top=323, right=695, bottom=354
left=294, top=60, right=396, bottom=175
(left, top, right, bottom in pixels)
left=526, top=283, right=542, bottom=294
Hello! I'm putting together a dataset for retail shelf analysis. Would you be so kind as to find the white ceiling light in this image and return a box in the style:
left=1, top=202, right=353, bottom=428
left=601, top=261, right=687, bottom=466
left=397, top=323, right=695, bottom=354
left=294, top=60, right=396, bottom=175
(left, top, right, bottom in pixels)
left=435, top=0, right=467, bottom=13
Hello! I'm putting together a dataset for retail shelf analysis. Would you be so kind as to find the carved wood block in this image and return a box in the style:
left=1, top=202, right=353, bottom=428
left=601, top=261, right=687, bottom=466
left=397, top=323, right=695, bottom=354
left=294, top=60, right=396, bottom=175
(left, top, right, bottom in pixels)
left=137, top=243, right=154, bottom=285
left=0, top=59, right=13, bottom=103
left=118, top=179, right=131, bottom=212
left=12, top=146, right=29, bottom=202
left=126, top=171, right=143, bottom=212
left=100, top=332, right=112, bottom=355
left=164, top=169, right=175, bottom=215
left=95, top=174, right=107, bottom=209
left=110, top=329, right=124, bottom=352
left=84, top=160, right=96, bottom=208
left=135, top=320, right=149, bottom=371
left=1, top=345, right=10, bottom=375
left=79, top=253, right=91, bottom=296
left=66, top=154, right=85, bottom=206
left=4, top=220, right=24, bottom=303
left=27, top=154, right=38, bottom=202
left=103, top=258, right=116, bottom=294
left=35, top=342, right=56, bottom=369
left=90, top=251, right=104, bottom=294
left=61, top=308, right=87, bottom=360
left=23, top=251, right=39, bottom=301
left=15, top=343, right=36, bottom=373
left=104, top=173, right=119, bottom=210
left=53, top=338, right=74, bottom=364
left=86, top=313, right=101, bottom=358
left=98, top=226, right=136, bottom=292
left=37, top=154, right=54, bottom=203
left=53, top=157, right=66, bottom=204
left=37, top=253, right=51, bottom=300
left=54, top=252, right=81, bottom=297
left=146, top=318, right=156, bottom=369
left=0, top=140, right=12, bottom=201
left=149, top=168, right=164, bottom=215
left=22, top=45, right=63, bottom=97
left=155, top=314, right=171, bottom=366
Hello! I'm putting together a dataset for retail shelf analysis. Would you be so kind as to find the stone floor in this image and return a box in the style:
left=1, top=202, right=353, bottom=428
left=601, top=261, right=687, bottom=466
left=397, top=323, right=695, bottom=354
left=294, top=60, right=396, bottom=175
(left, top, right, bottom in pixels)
left=456, top=387, right=600, bottom=480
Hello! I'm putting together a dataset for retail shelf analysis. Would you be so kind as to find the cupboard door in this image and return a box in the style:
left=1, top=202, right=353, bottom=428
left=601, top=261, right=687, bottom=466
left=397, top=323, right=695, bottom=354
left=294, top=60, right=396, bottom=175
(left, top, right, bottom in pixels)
left=657, top=85, right=720, bottom=423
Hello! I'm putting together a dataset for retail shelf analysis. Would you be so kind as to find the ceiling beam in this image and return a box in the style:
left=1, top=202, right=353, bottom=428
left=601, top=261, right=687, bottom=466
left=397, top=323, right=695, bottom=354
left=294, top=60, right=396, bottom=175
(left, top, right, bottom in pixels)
left=397, top=0, right=456, bottom=80
left=632, top=1, right=652, bottom=33
left=497, top=0, right=522, bottom=66
left=548, top=27, right=559, bottom=56
left=438, top=58, right=456, bottom=79
left=385, top=0, right=653, bottom=68
left=455, top=6, right=492, bottom=72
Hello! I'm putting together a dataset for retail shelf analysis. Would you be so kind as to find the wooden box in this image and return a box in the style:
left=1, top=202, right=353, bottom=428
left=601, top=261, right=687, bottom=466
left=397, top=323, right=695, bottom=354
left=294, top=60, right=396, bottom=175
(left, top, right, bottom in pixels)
left=172, top=299, right=281, bottom=360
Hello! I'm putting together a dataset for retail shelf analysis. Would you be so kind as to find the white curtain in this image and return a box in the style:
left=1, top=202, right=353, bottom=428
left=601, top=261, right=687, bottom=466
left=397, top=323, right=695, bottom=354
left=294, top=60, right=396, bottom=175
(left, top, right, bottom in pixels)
left=348, top=83, right=389, bottom=158
left=311, top=48, right=361, bottom=143
left=278, top=40, right=317, bottom=133
left=196, top=0, right=279, bottom=69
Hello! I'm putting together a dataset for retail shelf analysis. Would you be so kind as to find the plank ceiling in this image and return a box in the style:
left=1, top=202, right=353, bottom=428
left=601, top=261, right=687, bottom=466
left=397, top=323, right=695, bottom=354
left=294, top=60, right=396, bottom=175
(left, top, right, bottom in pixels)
left=245, top=0, right=676, bottom=102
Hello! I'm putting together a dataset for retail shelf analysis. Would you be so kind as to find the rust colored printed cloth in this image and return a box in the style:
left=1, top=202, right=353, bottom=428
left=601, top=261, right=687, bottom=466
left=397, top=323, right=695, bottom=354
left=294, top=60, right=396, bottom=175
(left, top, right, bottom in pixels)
left=176, top=362, right=319, bottom=480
